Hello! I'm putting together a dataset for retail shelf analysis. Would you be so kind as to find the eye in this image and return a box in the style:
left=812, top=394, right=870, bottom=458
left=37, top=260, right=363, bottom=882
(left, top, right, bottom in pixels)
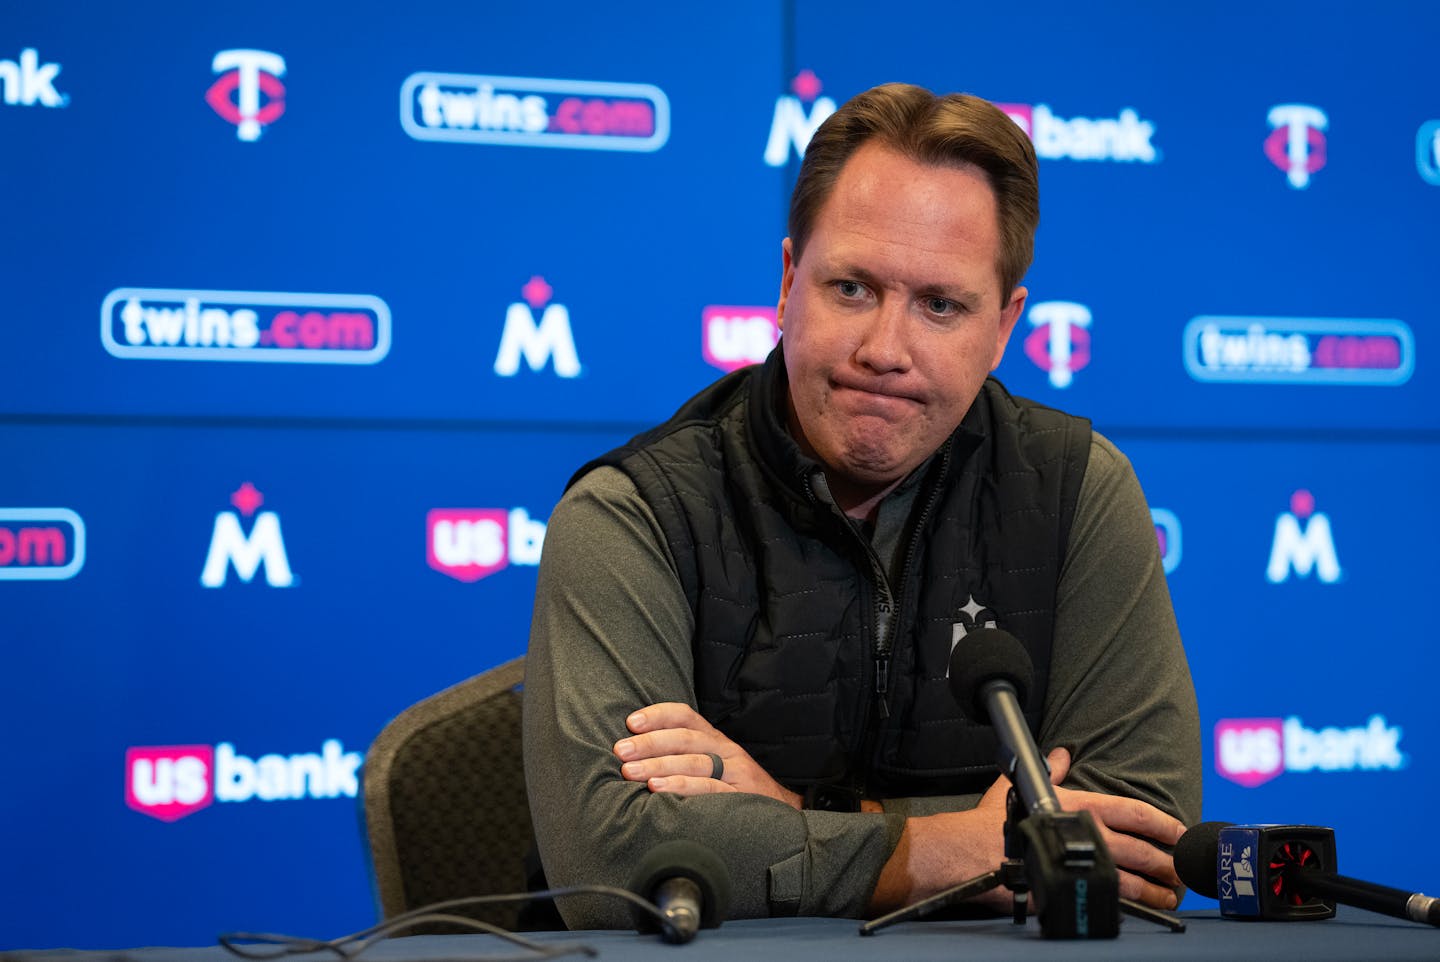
left=924, top=296, right=958, bottom=316
left=836, top=280, right=865, bottom=299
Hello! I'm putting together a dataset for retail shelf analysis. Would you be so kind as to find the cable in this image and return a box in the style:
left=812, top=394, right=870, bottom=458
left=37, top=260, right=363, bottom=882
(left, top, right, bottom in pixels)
left=218, top=884, right=672, bottom=960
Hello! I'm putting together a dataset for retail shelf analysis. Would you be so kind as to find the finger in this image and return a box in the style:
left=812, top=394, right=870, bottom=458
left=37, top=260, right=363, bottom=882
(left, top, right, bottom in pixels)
left=615, top=727, right=722, bottom=763
left=1056, top=789, right=1185, bottom=848
left=1097, top=827, right=1182, bottom=889
left=620, top=752, right=721, bottom=784
left=626, top=703, right=713, bottom=735
left=1045, top=746, right=1071, bottom=785
left=645, top=774, right=731, bottom=797
left=1117, top=868, right=1180, bottom=910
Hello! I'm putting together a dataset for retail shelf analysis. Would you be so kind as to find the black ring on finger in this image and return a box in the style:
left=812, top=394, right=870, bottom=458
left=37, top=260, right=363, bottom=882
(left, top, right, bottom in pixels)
left=707, top=752, right=724, bottom=780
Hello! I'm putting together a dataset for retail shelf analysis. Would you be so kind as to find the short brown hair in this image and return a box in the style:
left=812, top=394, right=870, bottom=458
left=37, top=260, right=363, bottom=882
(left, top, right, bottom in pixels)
left=788, top=83, right=1039, bottom=303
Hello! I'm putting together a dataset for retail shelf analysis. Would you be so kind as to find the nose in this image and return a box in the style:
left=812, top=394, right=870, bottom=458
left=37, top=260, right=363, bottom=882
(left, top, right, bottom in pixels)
left=853, top=297, right=911, bottom=374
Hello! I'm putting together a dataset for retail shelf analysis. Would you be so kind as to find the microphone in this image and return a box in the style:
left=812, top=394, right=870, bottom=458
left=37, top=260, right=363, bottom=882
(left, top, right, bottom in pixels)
left=1175, top=821, right=1440, bottom=926
left=948, top=627, right=1059, bottom=817
left=628, top=839, right=732, bottom=944
left=948, top=628, right=1120, bottom=938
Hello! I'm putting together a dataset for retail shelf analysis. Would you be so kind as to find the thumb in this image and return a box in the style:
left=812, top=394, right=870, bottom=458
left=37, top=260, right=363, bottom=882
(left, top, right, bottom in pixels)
left=1046, top=746, right=1072, bottom=785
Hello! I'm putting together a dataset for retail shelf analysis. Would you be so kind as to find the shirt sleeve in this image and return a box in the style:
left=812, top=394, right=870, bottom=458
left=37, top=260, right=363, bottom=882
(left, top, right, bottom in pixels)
left=1038, top=432, right=1203, bottom=827
left=521, top=466, right=905, bottom=929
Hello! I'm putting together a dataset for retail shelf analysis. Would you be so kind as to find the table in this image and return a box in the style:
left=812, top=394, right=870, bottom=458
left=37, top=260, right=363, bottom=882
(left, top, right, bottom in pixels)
left=5, top=907, right=1436, bottom=961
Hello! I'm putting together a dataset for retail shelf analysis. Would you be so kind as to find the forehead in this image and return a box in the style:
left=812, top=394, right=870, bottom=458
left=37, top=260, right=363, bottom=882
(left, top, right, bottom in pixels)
left=808, top=142, right=1003, bottom=289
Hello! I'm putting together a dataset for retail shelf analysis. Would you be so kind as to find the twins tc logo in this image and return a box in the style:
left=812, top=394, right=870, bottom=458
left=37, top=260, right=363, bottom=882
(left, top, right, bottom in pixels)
left=494, top=276, right=581, bottom=378
left=1024, top=301, right=1091, bottom=388
left=427, top=508, right=547, bottom=582
left=0, top=508, right=86, bottom=581
left=703, top=306, right=778, bottom=372
left=764, top=70, right=837, bottom=167
left=1266, top=489, right=1340, bottom=584
left=200, top=483, right=295, bottom=588
left=1266, top=104, right=1327, bottom=190
left=207, top=49, right=285, bottom=141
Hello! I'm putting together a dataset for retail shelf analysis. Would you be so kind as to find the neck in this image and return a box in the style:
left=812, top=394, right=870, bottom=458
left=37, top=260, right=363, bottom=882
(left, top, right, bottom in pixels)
left=827, top=472, right=904, bottom=524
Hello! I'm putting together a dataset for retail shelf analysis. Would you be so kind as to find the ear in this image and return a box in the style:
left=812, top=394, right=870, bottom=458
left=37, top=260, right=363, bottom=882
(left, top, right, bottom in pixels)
left=991, top=286, right=1027, bottom=370
left=777, top=237, right=796, bottom=332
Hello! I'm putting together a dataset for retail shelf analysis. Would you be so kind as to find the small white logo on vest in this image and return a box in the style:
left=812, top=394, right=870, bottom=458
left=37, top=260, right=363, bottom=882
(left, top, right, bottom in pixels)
left=948, top=595, right=998, bottom=673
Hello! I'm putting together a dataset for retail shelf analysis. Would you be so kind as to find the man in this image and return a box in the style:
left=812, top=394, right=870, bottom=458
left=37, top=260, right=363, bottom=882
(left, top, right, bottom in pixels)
left=522, top=83, right=1200, bottom=928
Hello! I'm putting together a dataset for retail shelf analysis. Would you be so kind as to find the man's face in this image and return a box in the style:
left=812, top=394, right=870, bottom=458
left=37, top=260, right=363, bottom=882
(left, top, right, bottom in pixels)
left=777, top=141, right=1026, bottom=503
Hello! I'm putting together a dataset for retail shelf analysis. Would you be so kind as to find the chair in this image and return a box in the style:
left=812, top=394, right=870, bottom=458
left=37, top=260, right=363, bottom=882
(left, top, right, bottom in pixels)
left=363, top=655, right=561, bottom=933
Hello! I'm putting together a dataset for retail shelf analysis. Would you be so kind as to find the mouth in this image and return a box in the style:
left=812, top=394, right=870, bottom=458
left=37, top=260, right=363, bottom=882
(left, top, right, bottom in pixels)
left=832, top=377, right=922, bottom=406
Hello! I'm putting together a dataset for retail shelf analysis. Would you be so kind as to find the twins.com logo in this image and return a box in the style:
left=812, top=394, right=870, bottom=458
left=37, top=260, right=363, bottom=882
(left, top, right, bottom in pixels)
left=101, top=288, right=391, bottom=364
left=401, top=72, right=669, bottom=151
left=126, top=740, right=362, bottom=822
left=0, top=508, right=85, bottom=581
left=1183, top=316, right=1413, bottom=386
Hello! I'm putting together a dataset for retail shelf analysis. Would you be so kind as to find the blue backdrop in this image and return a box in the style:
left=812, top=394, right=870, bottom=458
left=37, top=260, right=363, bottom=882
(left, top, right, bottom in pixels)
left=2, top=0, right=1435, bottom=948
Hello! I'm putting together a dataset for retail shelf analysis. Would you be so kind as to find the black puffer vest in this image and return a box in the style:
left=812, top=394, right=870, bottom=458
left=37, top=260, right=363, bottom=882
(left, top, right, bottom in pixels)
left=575, top=347, right=1091, bottom=799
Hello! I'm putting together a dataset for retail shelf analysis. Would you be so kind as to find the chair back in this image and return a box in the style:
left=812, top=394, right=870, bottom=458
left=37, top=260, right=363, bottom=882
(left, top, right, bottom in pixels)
left=364, top=656, right=552, bottom=933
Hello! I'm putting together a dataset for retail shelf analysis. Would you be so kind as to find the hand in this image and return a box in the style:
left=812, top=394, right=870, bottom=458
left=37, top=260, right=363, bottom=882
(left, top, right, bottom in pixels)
left=613, top=702, right=802, bottom=809
left=873, top=747, right=1184, bottom=914
left=1045, top=748, right=1186, bottom=909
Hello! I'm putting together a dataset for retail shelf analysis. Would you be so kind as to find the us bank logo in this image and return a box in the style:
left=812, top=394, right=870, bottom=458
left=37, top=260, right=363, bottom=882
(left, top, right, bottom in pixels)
left=1024, top=301, right=1091, bottom=388
left=207, top=49, right=285, bottom=141
left=1214, top=715, right=1405, bottom=788
left=102, top=288, right=391, bottom=364
left=1, top=48, right=68, bottom=108
left=401, top=72, right=669, bottom=151
left=1267, top=489, right=1340, bottom=584
left=764, top=70, right=837, bottom=167
left=1418, top=120, right=1440, bottom=186
left=494, top=276, right=581, bottom=378
left=0, top=508, right=85, bottom=581
left=997, top=102, right=1157, bottom=163
left=1183, top=316, right=1413, bottom=385
left=201, top=483, right=295, bottom=588
left=125, top=739, right=362, bottom=822
left=1265, top=104, right=1327, bottom=189
left=703, top=306, right=778, bottom=372
left=427, top=508, right=546, bottom=582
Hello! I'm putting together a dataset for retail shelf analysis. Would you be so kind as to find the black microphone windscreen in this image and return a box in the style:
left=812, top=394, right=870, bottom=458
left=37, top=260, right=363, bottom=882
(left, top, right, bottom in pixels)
left=1173, top=821, right=1235, bottom=899
left=628, top=839, right=732, bottom=931
left=947, top=627, right=1034, bottom=723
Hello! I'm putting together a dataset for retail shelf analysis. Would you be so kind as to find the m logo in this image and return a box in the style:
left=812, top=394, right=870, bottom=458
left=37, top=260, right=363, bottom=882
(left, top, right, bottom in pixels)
left=947, top=594, right=999, bottom=672
left=1266, top=104, right=1327, bottom=190
left=1024, top=300, right=1092, bottom=388
left=207, top=49, right=285, bottom=141
left=1266, top=489, right=1340, bottom=584
left=763, top=70, right=836, bottom=167
left=200, top=482, right=295, bottom=588
left=494, top=276, right=581, bottom=378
